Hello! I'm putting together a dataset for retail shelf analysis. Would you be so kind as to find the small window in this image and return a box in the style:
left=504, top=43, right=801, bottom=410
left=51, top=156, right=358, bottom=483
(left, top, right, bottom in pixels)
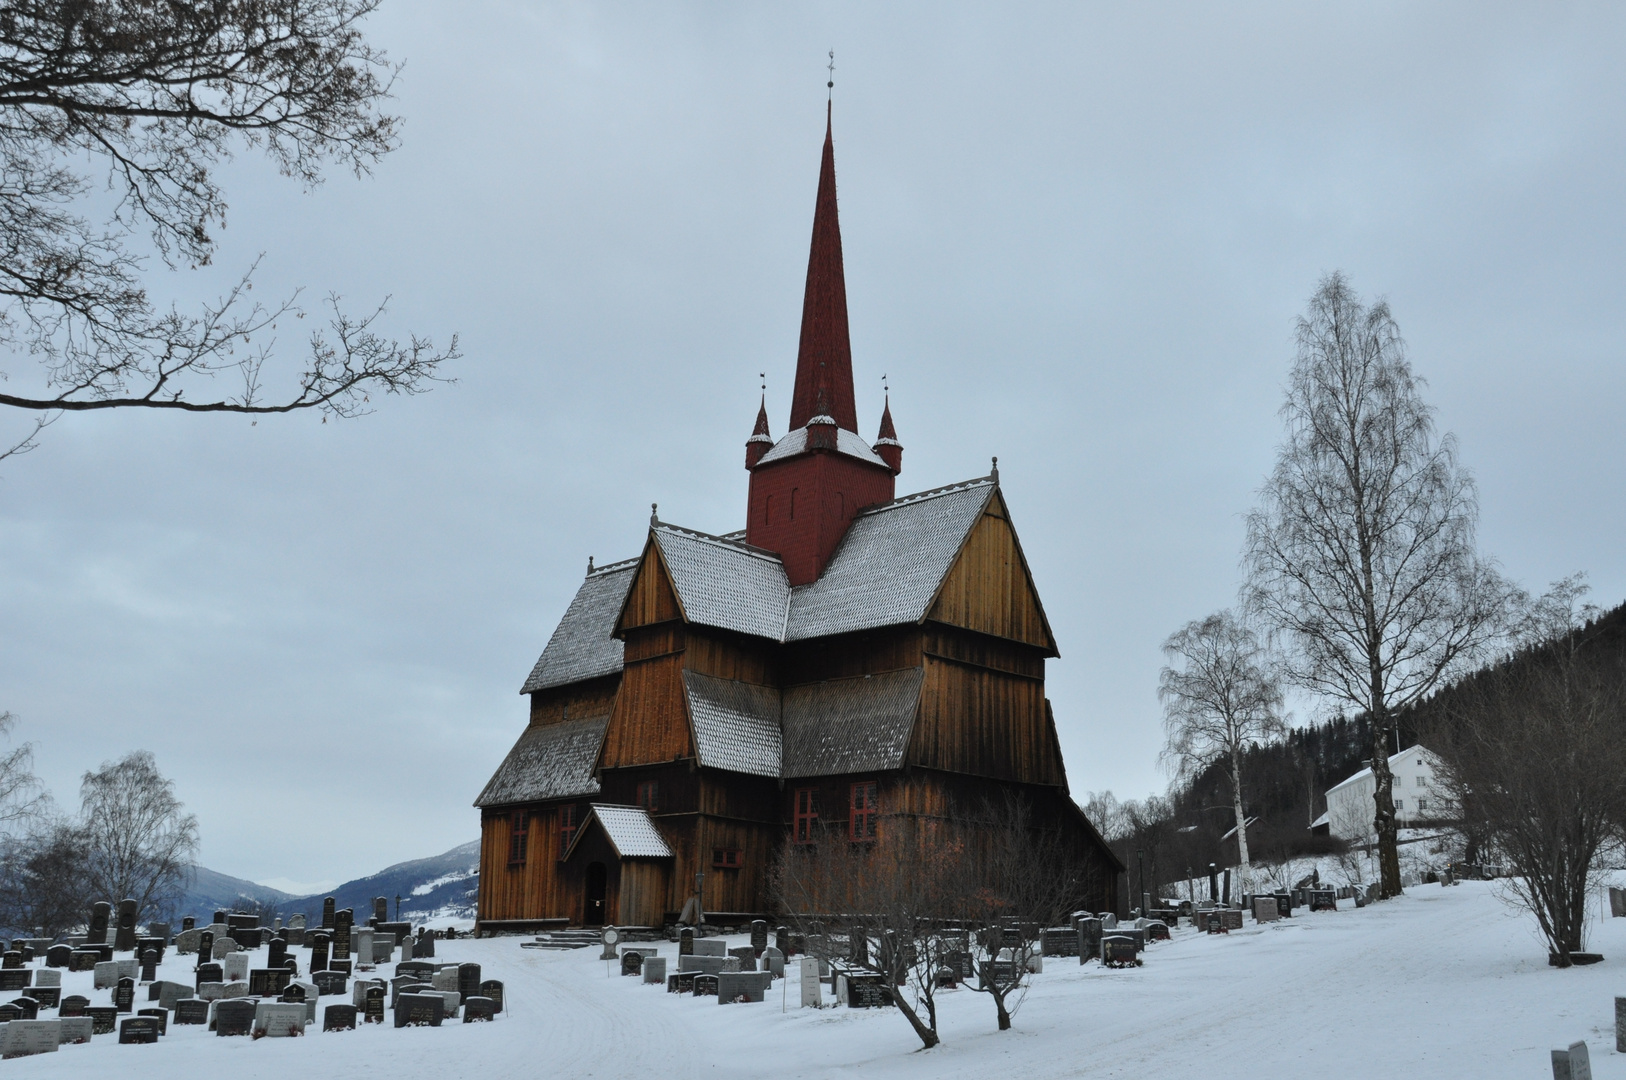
left=1417, top=798, right=1428, bottom=812
left=637, top=781, right=660, bottom=813
left=559, top=804, right=579, bottom=857
left=850, top=782, right=878, bottom=841
left=794, top=787, right=821, bottom=843
left=1416, top=774, right=1428, bottom=787
left=508, top=812, right=530, bottom=866
left=1394, top=799, right=1404, bottom=812
left=712, top=848, right=742, bottom=869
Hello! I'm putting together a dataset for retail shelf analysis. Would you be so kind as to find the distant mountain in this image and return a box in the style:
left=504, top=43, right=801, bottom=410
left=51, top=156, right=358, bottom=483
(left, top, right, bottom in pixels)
left=180, top=840, right=480, bottom=925
left=182, top=865, right=293, bottom=917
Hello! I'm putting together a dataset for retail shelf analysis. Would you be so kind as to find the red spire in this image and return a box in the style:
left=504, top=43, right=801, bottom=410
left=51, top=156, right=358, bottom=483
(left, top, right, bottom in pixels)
left=873, top=393, right=902, bottom=474
left=787, top=104, right=858, bottom=433
left=744, top=393, right=773, bottom=469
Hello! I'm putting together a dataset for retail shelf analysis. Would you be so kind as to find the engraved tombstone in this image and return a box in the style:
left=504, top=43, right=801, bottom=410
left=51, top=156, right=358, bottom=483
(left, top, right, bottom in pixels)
left=310, top=931, right=331, bottom=973
left=137, top=1007, right=167, bottom=1035
left=59, top=994, right=88, bottom=1017
left=463, top=996, right=495, bottom=1022
left=1, top=1019, right=61, bottom=1058
left=114, top=977, right=135, bottom=1012
left=364, top=985, right=385, bottom=1024
left=333, top=909, right=353, bottom=958
left=643, top=957, right=667, bottom=984
left=118, top=1016, right=159, bottom=1043
left=799, top=958, right=821, bottom=1007
left=174, top=999, right=208, bottom=1025
left=87, top=902, right=111, bottom=946
left=479, top=979, right=503, bottom=1013
left=194, top=962, right=222, bottom=990
left=86, top=1006, right=117, bottom=1034
left=322, top=898, right=336, bottom=929
left=139, top=948, right=157, bottom=983
left=750, top=920, right=768, bottom=955
left=113, top=899, right=139, bottom=952
left=393, top=992, right=444, bottom=1028
left=679, top=927, right=694, bottom=956
left=45, top=945, right=70, bottom=968
left=323, top=1003, right=357, bottom=1031
left=214, top=998, right=256, bottom=1036
left=267, top=937, right=287, bottom=970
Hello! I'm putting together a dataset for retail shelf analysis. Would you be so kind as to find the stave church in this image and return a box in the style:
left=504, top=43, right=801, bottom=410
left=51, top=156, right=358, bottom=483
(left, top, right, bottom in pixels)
left=473, top=108, right=1121, bottom=932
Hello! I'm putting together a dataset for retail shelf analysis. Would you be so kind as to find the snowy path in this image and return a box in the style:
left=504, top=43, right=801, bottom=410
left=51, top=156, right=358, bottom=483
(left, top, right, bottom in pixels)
left=12, top=882, right=1626, bottom=1079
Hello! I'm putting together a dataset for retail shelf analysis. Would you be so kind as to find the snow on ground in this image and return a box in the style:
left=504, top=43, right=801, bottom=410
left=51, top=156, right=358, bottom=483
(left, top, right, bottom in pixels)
left=13, top=881, right=1626, bottom=1079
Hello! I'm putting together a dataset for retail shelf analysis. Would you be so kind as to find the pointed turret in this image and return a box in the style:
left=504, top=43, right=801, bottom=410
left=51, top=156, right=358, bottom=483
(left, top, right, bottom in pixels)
left=745, top=395, right=773, bottom=469
left=786, top=104, right=858, bottom=434
left=873, top=394, right=902, bottom=474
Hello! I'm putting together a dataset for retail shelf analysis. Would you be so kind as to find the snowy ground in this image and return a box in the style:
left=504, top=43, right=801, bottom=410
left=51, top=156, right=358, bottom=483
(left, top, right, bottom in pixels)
left=13, top=881, right=1626, bottom=1079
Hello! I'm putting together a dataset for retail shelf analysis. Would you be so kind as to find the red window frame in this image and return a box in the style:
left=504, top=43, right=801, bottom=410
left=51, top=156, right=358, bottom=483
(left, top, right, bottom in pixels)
left=850, top=782, right=878, bottom=841
left=508, top=811, right=530, bottom=866
left=558, top=804, right=579, bottom=858
left=636, top=781, right=660, bottom=813
left=794, top=787, right=821, bottom=843
left=712, top=848, right=742, bottom=869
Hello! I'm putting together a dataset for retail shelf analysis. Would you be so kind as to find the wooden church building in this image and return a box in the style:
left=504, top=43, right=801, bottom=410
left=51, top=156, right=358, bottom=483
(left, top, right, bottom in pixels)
left=473, top=110, right=1121, bottom=932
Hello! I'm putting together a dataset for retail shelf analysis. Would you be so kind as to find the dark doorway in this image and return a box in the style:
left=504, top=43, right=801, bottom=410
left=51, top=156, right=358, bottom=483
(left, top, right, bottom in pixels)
left=585, top=862, right=607, bottom=926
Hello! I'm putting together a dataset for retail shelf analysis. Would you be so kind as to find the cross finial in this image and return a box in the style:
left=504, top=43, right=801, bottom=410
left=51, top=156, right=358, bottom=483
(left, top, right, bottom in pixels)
left=827, top=50, right=835, bottom=98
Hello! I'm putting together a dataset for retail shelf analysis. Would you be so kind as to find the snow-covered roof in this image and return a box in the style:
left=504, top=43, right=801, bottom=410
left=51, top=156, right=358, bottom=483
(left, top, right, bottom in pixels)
left=473, top=716, right=606, bottom=808
left=755, top=424, right=889, bottom=469
left=1326, top=744, right=1439, bottom=796
left=520, top=561, right=636, bottom=693
left=1309, top=811, right=1329, bottom=830
left=566, top=804, right=673, bottom=860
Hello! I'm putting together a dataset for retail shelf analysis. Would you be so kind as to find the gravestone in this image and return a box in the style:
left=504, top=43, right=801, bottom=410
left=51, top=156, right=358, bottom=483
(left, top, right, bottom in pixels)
left=33, top=969, right=59, bottom=989
left=27, top=987, right=59, bottom=1009
left=355, top=928, right=374, bottom=967
left=210, top=938, right=235, bottom=961
left=378, top=920, right=411, bottom=946
left=197, top=930, right=213, bottom=960
left=59, top=995, right=88, bottom=1017
left=393, top=992, right=444, bottom=1027
left=329, top=958, right=352, bottom=976
left=117, top=1016, right=159, bottom=1043
left=397, top=959, right=436, bottom=981
left=322, top=898, right=336, bottom=928
left=692, top=974, right=718, bottom=997
left=1100, top=913, right=1118, bottom=930
left=114, top=977, right=135, bottom=1012
left=310, top=931, right=331, bottom=973
left=463, top=996, right=495, bottom=1022
left=223, top=952, right=250, bottom=982
left=87, top=902, right=111, bottom=945
left=57, top=1016, right=92, bottom=1044
left=776, top=926, right=791, bottom=955
left=374, top=897, right=389, bottom=923
left=0, top=1003, right=20, bottom=1023
left=1253, top=896, right=1280, bottom=923
left=68, top=950, right=101, bottom=972
left=113, top=899, right=139, bottom=952
left=799, top=958, right=821, bottom=1007
left=373, top=935, right=396, bottom=964
left=195, top=962, right=223, bottom=990
left=1205, top=911, right=1226, bottom=934
left=1147, top=921, right=1172, bottom=941
left=679, top=927, right=694, bottom=956
left=432, top=966, right=460, bottom=994
left=197, top=982, right=224, bottom=1001
left=1102, top=936, right=1140, bottom=968
left=620, top=951, right=644, bottom=977
left=284, top=926, right=306, bottom=947
left=174, top=929, right=201, bottom=955
left=333, top=908, right=353, bottom=958
left=8, top=997, right=36, bottom=1019
left=1041, top=927, right=1080, bottom=957
left=721, top=957, right=741, bottom=973
left=750, top=920, right=768, bottom=955
left=249, top=968, right=292, bottom=997
left=412, top=931, right=435, bottom=959
left=221, top=981, right=249, bottom=999
left=1, top=1019, right=61, bottom=1058
left=457, top=962, right=482, bottom=1002
left=214, top=998, right=256, bottom=1036
left=762, top=947, right=785, bottom=978
left=667, top=971, right=697, bottom=994
left=0, top=951, right=18, bottom=969
left=181, top=916, right=195, bottom=932
left=313, top=970, right=348, bottom=996
left=213, top=910, right=227, bottom=925
left=843, top=973, right=889, bottom=1008
left=1611, top=888, right=1626, bottom=919
left=267, top=937, right=287, bottom=970
left=0, top=970, right=29, bottom=992
left=323, top=1003, right=357, bottom=1031
left=174, top=999, right=209, bottom=1025
left=137, top=1007, right=167, bottom=1035
left=148, top=923, right=171, bottom=944
left=643, top=957, right=667, bottom=984
left=158, top=981, right=192, bottom=1011
left=140, top=948, right=157, bottom=982
left=1221, top=909, right=1244, bottom=931
left=364, top=986, right=385, bottom=1024
left=479, top=979, right=503, bottom=1013
left=86, top=1006, right=118, bottom=1034
left=1615, top=997, right=1626, bottom=1054
left=45, top=945, right=70, bottom=968
left=1077, top=917, right=1103, bottom=963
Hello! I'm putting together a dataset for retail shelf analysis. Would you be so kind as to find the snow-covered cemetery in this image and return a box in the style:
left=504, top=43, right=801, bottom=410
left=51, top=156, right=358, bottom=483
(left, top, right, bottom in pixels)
left=3, top=6, right=1626, bottom=1080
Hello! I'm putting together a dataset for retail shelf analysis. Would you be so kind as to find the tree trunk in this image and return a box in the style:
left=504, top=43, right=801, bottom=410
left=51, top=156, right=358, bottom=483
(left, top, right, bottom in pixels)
left=994, top=991, right=1012, bottom=1031
left=1229, top=747, right=1251, bottom=894
left=1370, top=714, right=1403, bottom=899
left=886, top=988, right=940, bottom=1049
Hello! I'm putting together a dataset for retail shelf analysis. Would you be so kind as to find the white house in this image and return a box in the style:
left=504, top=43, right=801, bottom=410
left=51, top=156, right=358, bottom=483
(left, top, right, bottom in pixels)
left=1323, top=745, right=1445, bottom=842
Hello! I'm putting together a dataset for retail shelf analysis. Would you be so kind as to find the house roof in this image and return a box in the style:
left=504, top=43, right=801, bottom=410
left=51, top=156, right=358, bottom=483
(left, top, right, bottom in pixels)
left=652, top=527, right=791, bottom=642
left=1325, top=744, right=1439, bottom=796
left=683, top=671, right=784, bottom=778
left=754, top=424, right=890, bottom=470
left=520, top=560, right=636, bottom=693
left=781, top=667, right=924, bottom=778
left=473, top=716, right=606, bottom=808
left=564, top=804, right=674, bottom=860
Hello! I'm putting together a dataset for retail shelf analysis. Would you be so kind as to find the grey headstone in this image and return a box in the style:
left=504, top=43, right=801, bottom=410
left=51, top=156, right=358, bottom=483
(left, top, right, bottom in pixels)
left=197, top=982, right=225, bottom=1001
left=1, top=1019, right=61, bottom=1058
left=173, top=999, right=209, bottom=1025
left=642, top=957, right=667, bottom=983
left=221, top=981, right=249, bottom=999
left=93, top=961, right=120, bottom=989
left=214, top=998, right=257, bottom=1036
left=1569, top=1041, right=1593, bottom=1080
left=799, top=958, right=821, bottom=1007
left=692, top=938, right=728, bottom=957
left=253, top=1000, right=305, bottom=1037
left=222, top=952, right=250, bottom=982
left=57, top=1016, right=93, bottom=1043
left=323, top=1003, right=358, bottom=1031
left=716, top=971, right=773, bottom=1004
left=31, top=970, right=59, bottom=989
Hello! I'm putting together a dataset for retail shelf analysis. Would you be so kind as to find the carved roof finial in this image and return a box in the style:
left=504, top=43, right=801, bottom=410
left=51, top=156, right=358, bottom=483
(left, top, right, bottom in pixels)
left=650, top=503, right=659, bottom=527
left=990, top=456, right=999, bottom=482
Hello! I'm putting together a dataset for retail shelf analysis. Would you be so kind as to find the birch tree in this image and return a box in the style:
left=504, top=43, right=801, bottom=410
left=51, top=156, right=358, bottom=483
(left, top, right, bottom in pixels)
left=1158, top=611, right=1284, bottom=893
left=80, top=752, right=197, bottom=923
left=1243, top=272, right=1513, bottom=899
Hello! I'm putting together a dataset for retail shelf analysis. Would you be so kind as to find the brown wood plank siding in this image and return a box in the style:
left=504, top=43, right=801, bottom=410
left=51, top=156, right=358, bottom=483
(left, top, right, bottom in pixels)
left=600, top=650, right=693, bottom=768
left=908, top=655, right=1062, bottom=784
left=683, top=628, right=776, bottom=684
left=927, top=506, right=1053, bottom=652
left=921, top=626, right=1046, bottom=680
left=528, top=676, right=620, bottom=726
left=620, top=545, right=683, bottom=631
left=617, top=861, right=671, bottom=928
left=779, top=627, right=923, bottom=685
left=477, top=803, right=581, bottom=922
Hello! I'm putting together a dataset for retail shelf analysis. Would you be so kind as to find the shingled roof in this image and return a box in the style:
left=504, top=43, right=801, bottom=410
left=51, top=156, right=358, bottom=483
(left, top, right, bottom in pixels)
left=562, top=804, right=674, bottom=860
left=781, top=668, right=924, bottom=778
left=683, top=670, right=783, bottom=777
left=520, top=560, right=636, bottom=693
left=473, top=715, right=606, bottom=808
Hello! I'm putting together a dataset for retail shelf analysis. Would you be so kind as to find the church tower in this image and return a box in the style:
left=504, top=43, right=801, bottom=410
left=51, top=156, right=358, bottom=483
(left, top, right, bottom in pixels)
left=744, top=107, right=898, bottom=586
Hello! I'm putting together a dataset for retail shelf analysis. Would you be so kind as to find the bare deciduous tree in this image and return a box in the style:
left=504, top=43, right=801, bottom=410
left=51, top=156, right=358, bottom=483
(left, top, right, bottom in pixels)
left=80, top=751, right=198, bottom=923
left=1159, top=610, right=1285, bottom=893
left=0, top=821, right=89, bottom=936
left=1243, top=272, right=1513, bottom=899
left=0, top=0, right=458, bottom=457
left=1427, top=577, right=1626, bottom=966
left=0, top=712, right=48, bottom=838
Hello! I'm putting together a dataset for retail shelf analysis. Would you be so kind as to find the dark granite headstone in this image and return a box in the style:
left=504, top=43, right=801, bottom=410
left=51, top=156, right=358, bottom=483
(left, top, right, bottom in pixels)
left=457, top=963, right=481, bottom=1003
left=1041, top=927, right=1081, bottom=957
left=214, top=998, right=256, bottom=1036
left=114, top=899, right=139, bottom=952
left=393, top=992, right=444, bottom=1027
left=68, top=950, right=100, bottom=972
left=194, top=962, right=222, bottom=990
left=0, top=951, right=19, bottom=969
left=0, top=971, right=28, bottom=992
left=411, top=933, right=435, bottom=959
left=140, top=949, right=157, bottom=983
left=844, top=973, right=890, bottom=1008
left=750, top=920, right=768, bottom=955
left=7, top=996, right=37, bottom=1019
left=1102, top=936, right=1139, bottom=967
left=87, top=902, right=111, bottom=945
left=322, top=898, right=336, bottom=929
left=692, top=974, right=718, bottom=997
left=373, top=897, right=389, bottom=923
left=118, top=1015, right=160, bottom=1043
left=0, top=1003, right=21, bottom=1023
left=45, top=945, right=70, bottom=968
left=137, top=1007, right=167, bottom=1035
left=149, top=923, right=171, bottom=943
left=620, top=951, right=644, bottom=977
left=138, top=936, right=165, bottom=963
left=679, top=927, right=694, bottom=955
left=197, top=931, right=213, bottom=960
left=26, top=987, right=58, bottom=1009
left=181, top=917, right=195, bottom=932
left=212, top=910, right=226, bottom=925
left=667, top=971, right=696, bottom=994
left=397, top=960, right=436, bottom=981
left=114, top=977, right=135, bottom=1012
left=174, top=999, right=209, bottom=1025
left=313, top=970, right=347, bottom=996
left=364, top=986, right=385, bottom=1024
left=86, top=1006, right=118, bottom=1034
left=333, top=908, right=353, bottom=958
left=329, top=959, right=352, bottom=976
left=267, top=938, right=287, bottom=970
left=249, top=968, right=292, bottom=997
left=310, top=932, right=331, bottom=973
left=462, top=996, right=495, bottom=1022
left=323, top=1003, right=358, bottom=1031
left=59, top=995, right=88, bottom=1017
left=478, top=979, right=503, bottom=1013
left=281, top=982, right=307, bottom=1004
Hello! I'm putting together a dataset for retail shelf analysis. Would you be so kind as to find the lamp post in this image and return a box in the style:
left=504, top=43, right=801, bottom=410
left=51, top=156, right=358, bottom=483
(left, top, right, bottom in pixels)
left=1137, top=849, right=1146, bottom=916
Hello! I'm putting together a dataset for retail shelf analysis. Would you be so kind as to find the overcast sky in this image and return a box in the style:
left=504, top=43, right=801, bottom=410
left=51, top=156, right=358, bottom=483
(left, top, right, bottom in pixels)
left=2, top=2, right=1624, bottom=891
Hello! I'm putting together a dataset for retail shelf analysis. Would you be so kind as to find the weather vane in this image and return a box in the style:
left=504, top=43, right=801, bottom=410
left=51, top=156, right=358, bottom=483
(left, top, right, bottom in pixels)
left=760, top=372, right=766, bottom=393
left=827, top=50, right=835, bottom=98
left=882, top=373, right=889, bottom=394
